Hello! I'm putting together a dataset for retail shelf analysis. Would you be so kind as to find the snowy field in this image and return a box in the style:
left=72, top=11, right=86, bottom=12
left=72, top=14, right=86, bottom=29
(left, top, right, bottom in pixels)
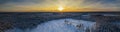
left=5, top=19, right=95, bottom=32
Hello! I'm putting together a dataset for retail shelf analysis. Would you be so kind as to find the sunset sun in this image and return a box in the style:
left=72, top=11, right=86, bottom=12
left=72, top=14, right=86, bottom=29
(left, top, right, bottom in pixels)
left=58, top=6, right=64, bottom=11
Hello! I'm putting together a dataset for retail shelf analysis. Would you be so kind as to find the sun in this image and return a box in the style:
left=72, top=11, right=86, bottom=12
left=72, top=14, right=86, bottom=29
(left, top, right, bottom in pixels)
left=58, top=6, right=64, bottom=11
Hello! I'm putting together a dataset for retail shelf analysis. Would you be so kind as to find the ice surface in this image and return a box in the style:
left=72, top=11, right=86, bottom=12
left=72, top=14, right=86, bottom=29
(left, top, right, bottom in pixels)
left=30, top=19, right=95, bottom=32
left=5, top=19, right=95, bottom=32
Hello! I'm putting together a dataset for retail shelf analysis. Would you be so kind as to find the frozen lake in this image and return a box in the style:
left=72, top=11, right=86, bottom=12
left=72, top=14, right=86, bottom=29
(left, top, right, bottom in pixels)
left=5, top=19, right=95, bottom=32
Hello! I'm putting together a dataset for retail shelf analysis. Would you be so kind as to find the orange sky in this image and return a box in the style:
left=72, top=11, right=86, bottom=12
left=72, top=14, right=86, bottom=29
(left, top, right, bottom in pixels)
left=0, top=0, right=120, bottom=12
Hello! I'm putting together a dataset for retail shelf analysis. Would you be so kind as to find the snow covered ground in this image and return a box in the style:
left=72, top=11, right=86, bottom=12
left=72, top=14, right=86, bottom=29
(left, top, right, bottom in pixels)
left=5, top=19, right=95, bottom=32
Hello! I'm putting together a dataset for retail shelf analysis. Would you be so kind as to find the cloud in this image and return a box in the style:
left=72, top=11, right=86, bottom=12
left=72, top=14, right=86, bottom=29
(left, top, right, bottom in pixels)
left=83, top=0, right=120, bottom=8
left=0, top=0, right=45, bottom=9
left=0, top=0, right=120, bottom=11
left=0, top=0, right=42, bottom=3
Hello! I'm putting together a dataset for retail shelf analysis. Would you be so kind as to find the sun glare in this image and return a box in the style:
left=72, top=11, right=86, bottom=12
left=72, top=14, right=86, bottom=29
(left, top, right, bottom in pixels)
left=58, top=6, right=64, bottom=11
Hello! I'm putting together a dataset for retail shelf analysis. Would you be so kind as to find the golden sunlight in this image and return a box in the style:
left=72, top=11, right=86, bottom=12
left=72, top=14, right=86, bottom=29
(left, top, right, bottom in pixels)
left=58, top=6, right=64, bottom=11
